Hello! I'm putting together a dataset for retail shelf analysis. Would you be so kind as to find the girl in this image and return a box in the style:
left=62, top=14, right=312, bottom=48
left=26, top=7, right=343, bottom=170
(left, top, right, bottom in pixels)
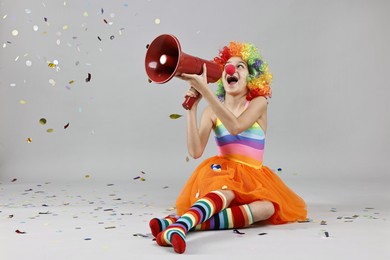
left=149, top=42, right=307, bottom=254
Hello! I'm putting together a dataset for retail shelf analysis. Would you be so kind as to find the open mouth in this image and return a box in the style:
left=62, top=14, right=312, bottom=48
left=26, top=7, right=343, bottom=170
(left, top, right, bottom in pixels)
left=227, top=76, right=238, bottom=84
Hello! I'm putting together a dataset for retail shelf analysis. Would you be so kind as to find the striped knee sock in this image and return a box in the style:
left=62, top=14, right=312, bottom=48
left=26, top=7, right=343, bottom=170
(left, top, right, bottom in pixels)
left=149, top=215, right=179, bottom=237
left=156, top=191, right=227, bottom=254
left=194, top=204, right=254, bottom=230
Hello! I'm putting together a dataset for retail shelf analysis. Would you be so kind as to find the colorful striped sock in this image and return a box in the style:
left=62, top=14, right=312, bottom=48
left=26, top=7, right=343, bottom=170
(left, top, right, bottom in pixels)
left=156, top=191, right=227, bottom=254
left=193, top=204, right=254, bottom=230
left=149, top=215, right=179, bottom=237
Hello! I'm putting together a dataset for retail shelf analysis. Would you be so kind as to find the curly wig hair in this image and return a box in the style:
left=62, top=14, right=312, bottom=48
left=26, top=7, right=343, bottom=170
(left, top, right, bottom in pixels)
left=213, top=42, right=272, bottom=101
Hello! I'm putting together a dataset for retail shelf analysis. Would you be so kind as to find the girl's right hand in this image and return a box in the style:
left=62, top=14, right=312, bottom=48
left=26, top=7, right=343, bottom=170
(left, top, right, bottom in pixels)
left=185, top=87, right=202, bottom=108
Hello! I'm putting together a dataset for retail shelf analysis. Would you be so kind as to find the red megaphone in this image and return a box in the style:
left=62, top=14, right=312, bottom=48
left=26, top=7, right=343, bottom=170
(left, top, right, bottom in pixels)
left=145, top=34, right=222, bottom=110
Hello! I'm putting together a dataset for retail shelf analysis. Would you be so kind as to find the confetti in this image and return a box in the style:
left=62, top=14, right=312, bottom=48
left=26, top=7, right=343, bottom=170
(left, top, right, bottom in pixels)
left=133, top=233, right=149, bottom=238
left=110, top=35, right=115, bottom=40
left=154, top=18, right=161, bottom=25
left=48, top=63, right=56, bottom=68
left=39, top=118, right=47, bottom=125
left=49, top=79, right=56, bottom=86
left=11, top=178, right=17, bottom=182
left=320, top=220, right=327, bottom=225
left=211, top=164, right=221, bottom=171
left=19, top=100, right=27, bottom=105
left=85, top=174, right=91, bottom=179
left=84, top=238, right=92, bottom=241
left=69, top=80, right=75, bottom=84
left=64, top=123, right=70, bottom=129
left=169, top=114, right=182, bottom=119
left=258, top=232, right=268, bottom=236
left=46, top=128, right=54, bottom=133
left=25, top=60, right=32, bottom=67
left=85, top=73, right=91, bottom=82
left=12, top=30, right=19, bottom=36
left=15, top=229, right=26, bottom=234
left=233, top=229, right=245, bottom=235
left=186, top=156, right=190, bottom=162
left=33, top=25, right=39, bottom=31
left=321, top=230, right=330, bottom=238
left=97, top=36, right=102, bottom=41
left=26, top=138, right=32, bottom=143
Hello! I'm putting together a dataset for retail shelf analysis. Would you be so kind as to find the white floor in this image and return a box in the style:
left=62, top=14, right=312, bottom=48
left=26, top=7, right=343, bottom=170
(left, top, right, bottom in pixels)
left=1, top=177, right=389, bottom=260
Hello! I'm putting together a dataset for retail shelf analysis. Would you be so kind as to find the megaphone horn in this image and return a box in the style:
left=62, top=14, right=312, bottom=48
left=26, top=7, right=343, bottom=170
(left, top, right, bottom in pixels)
left=145, top=34, right=222, bottom=110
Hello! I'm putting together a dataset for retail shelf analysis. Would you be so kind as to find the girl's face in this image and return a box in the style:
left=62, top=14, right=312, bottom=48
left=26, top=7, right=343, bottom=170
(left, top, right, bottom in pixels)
left=222, top=57, right=249, bottom=97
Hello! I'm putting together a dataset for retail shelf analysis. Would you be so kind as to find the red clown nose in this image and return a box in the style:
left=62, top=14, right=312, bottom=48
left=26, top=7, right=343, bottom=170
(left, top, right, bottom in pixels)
left=225, top=64, right=236, bottom=75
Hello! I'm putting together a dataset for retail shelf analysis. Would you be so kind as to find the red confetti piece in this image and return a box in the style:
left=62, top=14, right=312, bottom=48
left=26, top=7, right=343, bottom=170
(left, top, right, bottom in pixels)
left=64, top=123, right=69, bottom=129
left=15, top=229, right=26, bottom=234
left=11, top=178, right=17, bottom=182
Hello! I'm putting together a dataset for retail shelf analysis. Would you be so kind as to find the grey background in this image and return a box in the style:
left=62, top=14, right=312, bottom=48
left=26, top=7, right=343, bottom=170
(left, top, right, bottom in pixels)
left=0, top=0, right=389, bottom=186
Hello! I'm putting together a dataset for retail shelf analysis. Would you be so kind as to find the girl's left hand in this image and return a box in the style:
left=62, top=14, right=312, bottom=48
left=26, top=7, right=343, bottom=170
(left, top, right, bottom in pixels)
left=177, top=63, right=208, bottom=94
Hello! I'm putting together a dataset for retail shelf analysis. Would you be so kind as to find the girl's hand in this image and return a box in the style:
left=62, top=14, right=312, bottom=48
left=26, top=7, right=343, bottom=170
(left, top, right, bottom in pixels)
left=185, top=87, right=202, bottom=107
left=178, top=64, right=208, bottom=95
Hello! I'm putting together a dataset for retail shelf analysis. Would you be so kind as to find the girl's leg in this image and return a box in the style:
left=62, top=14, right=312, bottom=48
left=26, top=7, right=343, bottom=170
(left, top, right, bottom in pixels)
left=195, top=200, right=275, bottom=230
left=156, top=190, right=234, bottom=254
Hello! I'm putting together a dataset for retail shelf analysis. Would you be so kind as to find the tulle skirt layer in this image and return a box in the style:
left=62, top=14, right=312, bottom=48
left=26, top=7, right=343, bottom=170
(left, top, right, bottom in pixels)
left=175, top=156, right=307, bottom=224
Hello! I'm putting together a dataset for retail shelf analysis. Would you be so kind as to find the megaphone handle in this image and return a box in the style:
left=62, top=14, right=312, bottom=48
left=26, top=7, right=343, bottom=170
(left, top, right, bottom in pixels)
left=182, top=95, right=197, bottom=110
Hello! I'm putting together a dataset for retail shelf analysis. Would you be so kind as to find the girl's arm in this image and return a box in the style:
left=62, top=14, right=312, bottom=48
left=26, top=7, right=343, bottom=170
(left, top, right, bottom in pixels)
left=185, top=89, right=214, bottom=159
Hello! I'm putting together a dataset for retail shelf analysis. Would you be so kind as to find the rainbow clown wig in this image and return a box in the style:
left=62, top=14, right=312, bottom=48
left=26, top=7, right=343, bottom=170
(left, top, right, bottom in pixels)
left=213, top=42, right=273, bottom=101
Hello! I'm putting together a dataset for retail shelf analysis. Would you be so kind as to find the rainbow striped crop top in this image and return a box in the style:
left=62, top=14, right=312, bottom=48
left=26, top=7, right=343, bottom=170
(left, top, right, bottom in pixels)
left=214, top=118, right=265, bottom=169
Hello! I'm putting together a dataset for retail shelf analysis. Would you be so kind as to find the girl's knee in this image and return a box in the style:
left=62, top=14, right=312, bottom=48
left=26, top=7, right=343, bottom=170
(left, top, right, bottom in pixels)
left=250, top=200, right=275, bottom=222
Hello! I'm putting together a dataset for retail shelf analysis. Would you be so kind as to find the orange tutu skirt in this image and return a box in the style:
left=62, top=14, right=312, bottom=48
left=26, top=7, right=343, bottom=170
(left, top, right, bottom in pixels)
left=176, top=156, right=307, bottom=225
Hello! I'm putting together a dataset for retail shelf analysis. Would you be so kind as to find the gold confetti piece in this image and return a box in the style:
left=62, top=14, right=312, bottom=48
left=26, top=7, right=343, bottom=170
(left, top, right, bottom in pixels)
left=83, top=11, right=89, bottom=17
left=69, top=80, right=75, bottom=84
left=46, top=128, right=54, bottom=133
left=12, top=30, right=19, bottom=36
left=39, top=118, right=47, bottom=125
left=19, top=100, right=27, bottom=104
left=154, top=18, right=161, bottom=24
left=62, top=25, right=68, bottom=30
left=85, top=174, right=90, bottom=179
left=320, top=220, right=327, bottom=225
left=48, top=63, right=56, bottom=68
left=104, top=226, right=116, bottom=229
left=140, top=178, right=145, bottom=181
left=169, top=114, right=182, bottom=119
left=27, top=138, right=32, bottom=143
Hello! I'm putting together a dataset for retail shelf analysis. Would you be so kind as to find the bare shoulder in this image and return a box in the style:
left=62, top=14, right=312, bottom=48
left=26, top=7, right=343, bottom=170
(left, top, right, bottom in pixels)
left=248, top=96, right=268, bottom=115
